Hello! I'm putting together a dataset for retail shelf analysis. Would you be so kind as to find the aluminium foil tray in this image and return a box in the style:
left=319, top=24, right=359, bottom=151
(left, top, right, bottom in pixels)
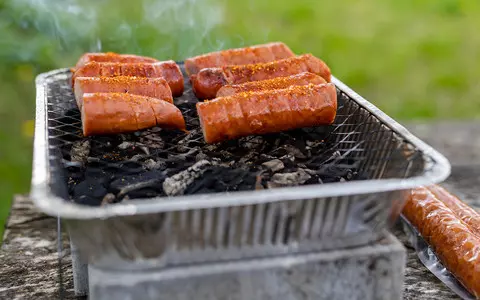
left=31, top=64, right=450, bottom=269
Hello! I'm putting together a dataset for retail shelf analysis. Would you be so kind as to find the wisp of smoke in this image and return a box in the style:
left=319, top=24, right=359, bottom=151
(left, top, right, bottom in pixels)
left=5, top=0, right=226, bottom=61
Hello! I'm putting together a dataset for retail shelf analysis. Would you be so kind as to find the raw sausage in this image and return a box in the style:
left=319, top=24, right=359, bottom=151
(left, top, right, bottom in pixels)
left=81, top=93, right=185, bottom=136
left=74, top=76, right=173, bottom=109
left=196, top=83, right=337, bottom=144
left=75, top=52, right=158, bottom=69
left=184, top=42, right=295, bottom=76
left=216, top=72, right=327, bottom=97
left=191, top=54, right=331, bottom=99
left=402, top=186, right=480, bottom=298
left=73, top=61, right=184, bottom=97
left=427, top=184, right=480, bottom=236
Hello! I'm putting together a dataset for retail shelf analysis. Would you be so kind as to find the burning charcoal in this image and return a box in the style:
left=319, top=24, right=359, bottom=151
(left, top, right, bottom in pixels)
left=279, top=154, right=295, bottom=163
left=118, top=141, right=150, bottom=155
left=240, top=136, right=264, bottom=150
left=204, top=144, right=218, bottom=152
left=73, top=178, right=107, bottom=206
left=176, top=129, right=199, bottom=152
left=163, top=160, right=213, bottom=196
left=184, top=166, right=256, bottom=194
left=262, top=159, right=284, bottom=172
left=283, top=145, right=307, bottom=159
left=130, top=154, right=148, bottom=162
left=62, top=73, right=360, bottom=204
left=303, top=168, right=317, bottom=176
left=259, top=154, right=276, bottom=161
left=144, top=159, right=166, bottom=170
left=70, top=140, right=90, bottom=166
left=139, top=135, right=164, bottom=149
left=195, top=152, right=209, bottom=162
left=238, top=151, right=259, bottom=165
left=218, top=150, right=234, bottom=160
left=306, top=140, right=322, bottom=150
left=168, top=147, right=199, bottom=162
left=271, top=145, right=307, bottom=159
left=268, top=169, right=311, bottom=188
left=118, top=141, right=135, bottom=150
left=110, top=170, right=167, bottom=199
left=87, top=157, right=100, bottom=163
left=101, top=193, right=116, bottom=206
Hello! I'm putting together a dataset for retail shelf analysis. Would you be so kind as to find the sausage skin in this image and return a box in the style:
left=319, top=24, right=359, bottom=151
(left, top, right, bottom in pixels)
left=73, top=61, right=184, bottom=97
left=191, top=54, right=331, bottom=99
left=402, top=186, right=480, bottom=298
left=74, top=76, right=173, bottom=109
left=427, top=184, right=480, bottom=235
left=184, top=42, right=295, bottom=76
left=75, top=52, right=158, bottom=69
left=196, top=83, right=337, bottom=144
left=81, top=93, right=185, bottom=136
left=216, top=72, right=327, bottom=97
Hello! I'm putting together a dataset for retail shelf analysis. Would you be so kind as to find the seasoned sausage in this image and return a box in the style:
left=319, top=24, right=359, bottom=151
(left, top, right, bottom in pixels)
left=196, top=83, right=337, bottom=144
left=402, top=186, right=480, bottom=298
left=74, top=76, right=173, bottom=109
left=191, top=54, right=331, bottom=99
left=216, top=72, right=327, bottom=97
left=184, top=42, right=295, bottom=76
left=81, top=93, right=185, bottom=136
left=73, top=61, right=184, bottom=97
left=75, top=52, right=158, bottom=69
left=427, top=184, right=480, bottom=236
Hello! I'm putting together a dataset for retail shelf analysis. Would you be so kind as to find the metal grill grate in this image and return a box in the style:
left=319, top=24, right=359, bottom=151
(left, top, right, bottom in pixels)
left=44, top=65, right=429, bottom=206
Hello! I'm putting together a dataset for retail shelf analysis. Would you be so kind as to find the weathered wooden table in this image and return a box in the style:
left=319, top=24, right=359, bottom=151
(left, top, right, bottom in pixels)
left=1, top=121, right=478, bottom=299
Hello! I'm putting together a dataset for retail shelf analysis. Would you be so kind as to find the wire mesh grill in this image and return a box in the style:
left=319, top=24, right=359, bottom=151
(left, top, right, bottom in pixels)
left=44, top=65, right=429, bottom=205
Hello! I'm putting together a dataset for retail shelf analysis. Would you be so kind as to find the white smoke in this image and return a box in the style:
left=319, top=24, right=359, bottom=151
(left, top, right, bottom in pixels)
left=5, top=0, right=226, bottom=61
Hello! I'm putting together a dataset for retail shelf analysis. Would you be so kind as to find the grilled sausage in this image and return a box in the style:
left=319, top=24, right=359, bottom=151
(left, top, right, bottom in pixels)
left=427, top=184, right=480, bottom=235
left=81, top=93, right=185, bottom=136
left=74, top=76, right=173, bottom=109
left=216, top=72, right=327, bottom=97
left=402, top=186, right=480, bottom=298
left=73, top=61, right=184, bottom=97
left=191, top=54, right=331, bottom=99
left=184, top=42, right=295, bottom=76
left=196, top=83, right=337, bottom=144
left=75, top=52, right=158, bottom=69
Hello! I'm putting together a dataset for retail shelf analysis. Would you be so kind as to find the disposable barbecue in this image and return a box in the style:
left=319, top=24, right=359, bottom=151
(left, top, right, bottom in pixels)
left=31, top=45, right=450, bottom=299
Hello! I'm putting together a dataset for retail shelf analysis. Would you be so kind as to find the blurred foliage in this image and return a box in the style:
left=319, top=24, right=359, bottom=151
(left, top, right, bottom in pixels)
left=1, top=0, right=480, bottom=236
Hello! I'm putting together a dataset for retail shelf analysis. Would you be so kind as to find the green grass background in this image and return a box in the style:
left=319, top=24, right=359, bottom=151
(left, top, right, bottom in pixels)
left=1, top=0, right=480, bottom=237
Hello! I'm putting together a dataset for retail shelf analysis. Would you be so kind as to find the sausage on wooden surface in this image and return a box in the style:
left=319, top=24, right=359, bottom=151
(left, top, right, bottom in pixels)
left=191, top=54, right=331, bottom=99
left=427, top=184, right=480, bottom=235
left=73, top=61, right=184, bottom=97
left=402, top=186, right=480, bottom=298
left=74, top=76, right=173, bottom=109
left=184, top=42, right=295, bottom=76
left=81, top=93, right=185, bottom=136
left=75, top=52, right=158, bottom=69
left=216, top=72, right=327, bottom=97
left=196, top=83, right=337, bottom=144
